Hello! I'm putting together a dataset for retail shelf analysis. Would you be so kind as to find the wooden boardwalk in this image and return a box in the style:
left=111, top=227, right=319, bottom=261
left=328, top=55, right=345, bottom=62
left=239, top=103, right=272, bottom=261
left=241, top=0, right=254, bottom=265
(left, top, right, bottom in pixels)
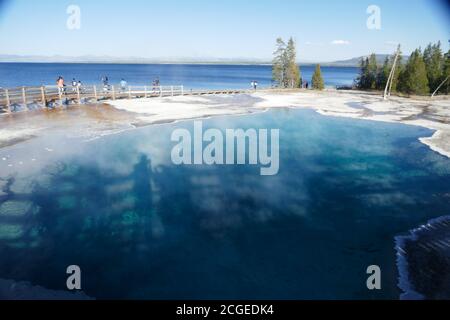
left=0, top=85, right=251, bottom=114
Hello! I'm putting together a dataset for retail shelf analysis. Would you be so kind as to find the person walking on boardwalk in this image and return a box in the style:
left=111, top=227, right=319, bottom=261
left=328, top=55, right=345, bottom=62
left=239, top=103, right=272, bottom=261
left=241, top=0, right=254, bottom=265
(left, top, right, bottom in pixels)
left=102, top=76, right=109, bottom=93
left=57, top=76, right=65, bottom=95
left=153, top=78, right=161, bottom=95
left=72, top=78, right=78, bottom=93
left=120, top=78, right=127, bottom=92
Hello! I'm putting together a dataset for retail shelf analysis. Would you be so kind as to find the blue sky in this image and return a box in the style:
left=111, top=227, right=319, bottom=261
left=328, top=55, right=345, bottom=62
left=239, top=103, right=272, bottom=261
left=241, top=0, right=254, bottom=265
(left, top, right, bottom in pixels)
left=0, top=0, right=448, bottom=62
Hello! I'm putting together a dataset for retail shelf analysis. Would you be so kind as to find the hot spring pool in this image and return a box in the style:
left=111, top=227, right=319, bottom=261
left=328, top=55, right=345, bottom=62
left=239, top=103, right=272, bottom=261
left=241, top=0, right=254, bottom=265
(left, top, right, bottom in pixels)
left=0, top=108, right=449, bottom=299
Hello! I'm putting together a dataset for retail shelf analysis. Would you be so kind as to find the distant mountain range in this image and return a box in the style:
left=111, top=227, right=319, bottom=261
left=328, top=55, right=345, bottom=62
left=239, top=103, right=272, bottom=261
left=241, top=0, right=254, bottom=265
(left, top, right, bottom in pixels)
left=0, top=54, right=408, bottom=67
left=0, top=54, right=271, bottom=65
left=320, top=54, right=409, bottom=67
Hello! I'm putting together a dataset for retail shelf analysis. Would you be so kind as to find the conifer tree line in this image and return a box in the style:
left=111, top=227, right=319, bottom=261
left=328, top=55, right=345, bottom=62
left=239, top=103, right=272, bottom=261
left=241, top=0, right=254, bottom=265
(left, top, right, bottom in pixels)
left=356, top=42, right=450, bottom=96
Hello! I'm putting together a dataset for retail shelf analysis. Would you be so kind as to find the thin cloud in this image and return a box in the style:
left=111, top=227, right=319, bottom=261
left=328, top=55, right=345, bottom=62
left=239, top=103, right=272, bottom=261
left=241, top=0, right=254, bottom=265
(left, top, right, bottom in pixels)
left=331, top=40, right=350, bottom=45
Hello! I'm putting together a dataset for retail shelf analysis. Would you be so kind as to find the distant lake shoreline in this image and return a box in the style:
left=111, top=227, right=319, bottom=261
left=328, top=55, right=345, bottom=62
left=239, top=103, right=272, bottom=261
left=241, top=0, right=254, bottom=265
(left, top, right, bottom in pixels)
left=0, top=63, right=359, bottom=90
left=0, top=61, right=357, bottom=67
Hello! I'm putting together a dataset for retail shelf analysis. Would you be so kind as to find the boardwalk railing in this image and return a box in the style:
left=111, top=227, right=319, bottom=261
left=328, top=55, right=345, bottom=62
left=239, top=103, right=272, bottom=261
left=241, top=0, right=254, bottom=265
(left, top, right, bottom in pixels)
left=0, top=84, right=252, bottom=114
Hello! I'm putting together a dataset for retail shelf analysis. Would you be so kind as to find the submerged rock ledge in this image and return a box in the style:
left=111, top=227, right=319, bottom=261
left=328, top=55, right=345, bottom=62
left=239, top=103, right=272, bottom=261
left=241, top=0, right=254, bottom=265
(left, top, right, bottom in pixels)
left=395, top=216, right=450, bottom=300
left=0, top=279, right=94, bottom=300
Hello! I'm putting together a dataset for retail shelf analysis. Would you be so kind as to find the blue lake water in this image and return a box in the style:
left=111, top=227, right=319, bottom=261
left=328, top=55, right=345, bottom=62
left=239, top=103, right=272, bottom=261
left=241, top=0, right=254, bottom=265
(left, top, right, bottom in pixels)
left=0, top=63, right=358, bottom=89
left=0, top=109, right=449, bottom=299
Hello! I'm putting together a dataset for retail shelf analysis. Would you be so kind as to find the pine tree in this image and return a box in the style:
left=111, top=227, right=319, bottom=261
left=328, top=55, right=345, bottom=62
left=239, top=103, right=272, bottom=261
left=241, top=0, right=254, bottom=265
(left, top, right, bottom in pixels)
left=390, top=49, right=403, bottom=93
left=356, top=54, right=378, bottom=89
left=424, top=41, right=443, bottom=92
left=399, top=49, right=429, bottom=95
left=272, top=37, right=300, bottom=88
left=367, top=53, right=378, bottom=89
left=356, top=57, right=370, bottom=89
left=285, top=38, right=301, bottom=88
left=312, top=64, right=324, bottom=90
left=440, top=49, right=450, bottom=94
left=376, top=57, right=390, bottom=90
left=272, top=38, right=287, bottom=87
left=423, top=43, right=433, bottom=73
left=378, top=47, right=403, bottom=93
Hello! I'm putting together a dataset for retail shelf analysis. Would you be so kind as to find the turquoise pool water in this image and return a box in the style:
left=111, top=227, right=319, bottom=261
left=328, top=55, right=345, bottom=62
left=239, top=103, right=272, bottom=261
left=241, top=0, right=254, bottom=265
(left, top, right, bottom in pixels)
left=0, top=109, right=449, bottom=299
